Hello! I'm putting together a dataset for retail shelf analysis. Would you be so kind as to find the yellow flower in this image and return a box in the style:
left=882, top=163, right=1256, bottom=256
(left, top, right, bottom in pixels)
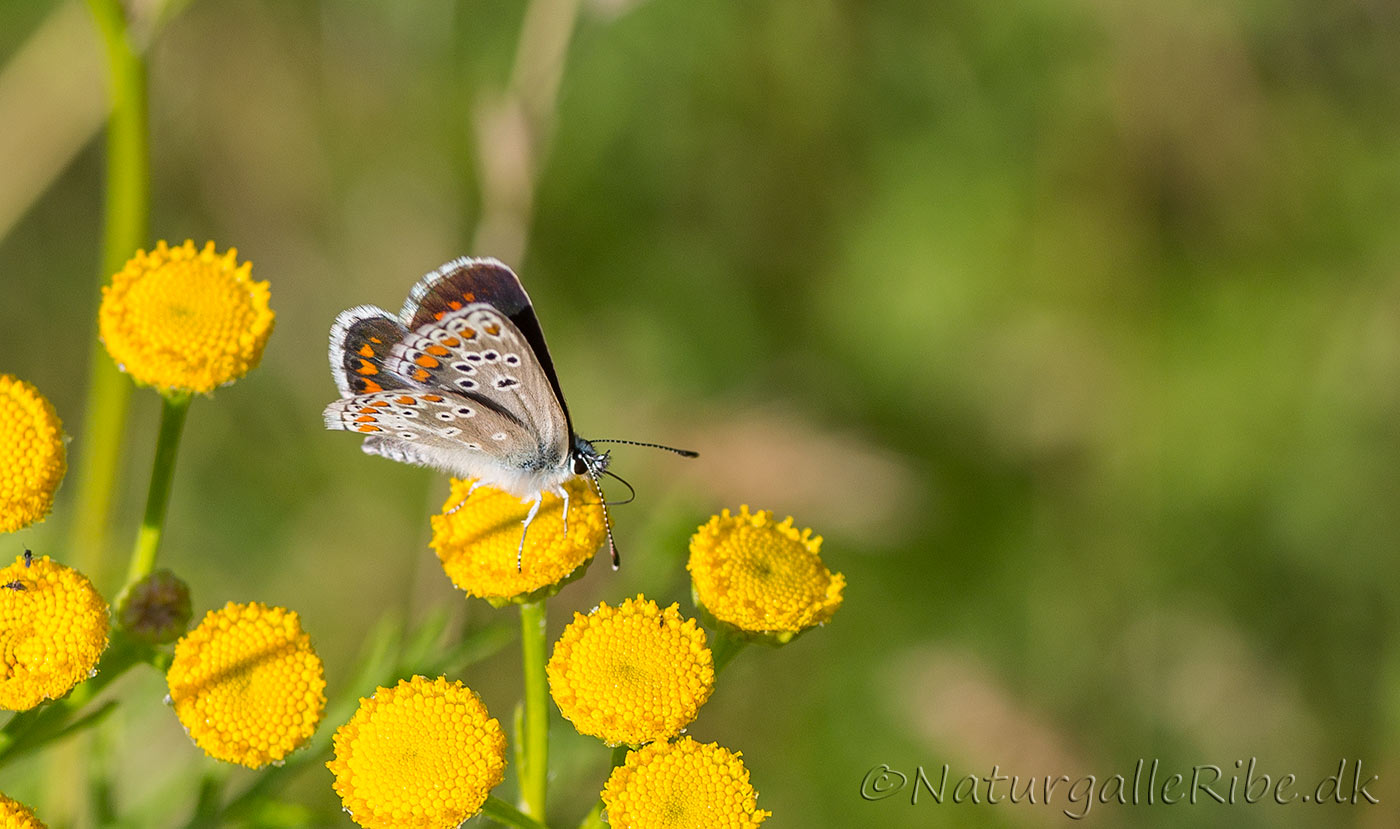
left=328, top=676, right=507, bottom=829
left=0, top=793, right=46, bottom=829
left=688, top=507, right=843, bottom=642
left=430, top=477, right=604, bottom=603
left=548, top=596, right=714, bottom=747
left=0, top=376, right=66, bottom=534
left=0, top=554, right=109, bottom=711
left=99, top=240, right=274, bottom=394
left=166, top=602, right=325, bottom=768
left=602, top=737, right=770, bottom=828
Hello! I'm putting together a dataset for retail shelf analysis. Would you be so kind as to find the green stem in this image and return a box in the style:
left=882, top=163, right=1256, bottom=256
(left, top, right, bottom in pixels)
left=577, top=745, right=629, bottom=829
left=73, top=0, right=150, bottom=590
left=518, top=600, right=549, bottom=821
left=124, top=393, right=190, bottom=587
left=710, top=628, right=749, bottom=674
left=483, top=795, right=551, bottom=829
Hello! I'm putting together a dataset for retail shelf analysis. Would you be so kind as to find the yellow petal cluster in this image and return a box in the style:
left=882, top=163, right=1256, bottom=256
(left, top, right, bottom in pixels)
left=548, top=596, right=714, bottom=747
left=99, top=240, right=274, bottom=394
left=0, top=375, right=66, bottom=534
left=0, top=554, right=108, bottom=711
left=430, top=477, right=604, bottom=602
left=328, top=675, right=507, bottom=829
left=0, top=793, right=46, bottom=829
left=166, top=602, right=325, bottom=768
left=688, top=507, right=843, bottom=639
left=602, top=737, right=770, bottom=828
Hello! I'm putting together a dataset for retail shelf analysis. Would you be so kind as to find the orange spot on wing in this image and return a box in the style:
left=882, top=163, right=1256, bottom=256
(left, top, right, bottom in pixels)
left=434, top=311, right=445, bottom=321
left=357, top=359, right=379, bottom=375
left=358, top=344, right=375, bottom=358
left=357, top=424, right=382, bottom=433
left=441, top=337, right=460, bottom=347
left=412, top=368, right=431, bottom=382
left=361, top=379, right=383, bottom=393
left=369, top=336, right=383, bottom=344
left=354, top=415, right=377, bottom=423
left=415, top=354, right=440, bottom=368
left=370, top=400, right=391, bottom=408
left=447, top=300, right=463, bottom=311
left=422, top=394, right=443, bottom=403
left=484, top=324, right=500, bottom=336
left=462, top=327, right=476, bottom=339
left=462, top=291, right=475, bottom=302
left=395, top=395, right=416, bottom=406
left=425, top=344, right=450, bottom=357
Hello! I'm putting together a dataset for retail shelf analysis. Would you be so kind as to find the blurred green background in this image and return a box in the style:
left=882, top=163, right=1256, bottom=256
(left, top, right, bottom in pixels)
left=3, top=0, right=1399, bottom=827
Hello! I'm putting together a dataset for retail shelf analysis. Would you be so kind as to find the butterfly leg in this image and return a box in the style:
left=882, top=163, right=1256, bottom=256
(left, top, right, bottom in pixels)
left=516, top=493, right=542, bottom=571
left=446, top=479, right=484, bottom=516
left=556, top=484, right=571, bottom=537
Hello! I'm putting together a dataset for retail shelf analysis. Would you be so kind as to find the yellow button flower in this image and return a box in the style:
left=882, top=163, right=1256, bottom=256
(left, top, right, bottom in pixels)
left=430, top=477, right=604, bottom=603
left=99, top=240, right=274, bottom=394
left=0, top=793, right=46, bottom=829
left=0, top=375, right=66, bottom=534
left=328, top=675, right=507, bottom=829
left=548, top=596, right=714, bottom=747
left=602, top=737, right=770, bottom=828
left=688, top=507, right=844, bottom=642
left=0, top=554, right=109, bottom=711
left=166, top=602, right=325, bottom=768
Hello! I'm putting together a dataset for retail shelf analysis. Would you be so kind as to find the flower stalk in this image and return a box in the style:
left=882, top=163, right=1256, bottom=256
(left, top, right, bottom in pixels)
left=124, top=393, right=190, bottom=588
left=518, top=599, right=550, bottom=821
left=72, top=0, right=149, bottom=587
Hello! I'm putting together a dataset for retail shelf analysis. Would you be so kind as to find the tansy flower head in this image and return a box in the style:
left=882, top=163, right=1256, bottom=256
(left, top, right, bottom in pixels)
left=166, top=602, right=325, bottom=768
left=688, top=506, right=844, bottom=643
left=430, top=477, right=604, bottom=604
left=328, top=675, right=507, bottom=829
left=548, top=595, right=714, bottom=747
left=0, top=554, right=108, bottom=711
left=0, top=793, right=46, bottom=829
left=0, top=375, right=66, bottom=534
left=602, top=737, right=770, bottom=828
left=99, top=240, right=274, bottom=394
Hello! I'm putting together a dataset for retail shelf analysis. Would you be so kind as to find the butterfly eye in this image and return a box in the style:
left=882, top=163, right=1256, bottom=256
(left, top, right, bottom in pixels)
left=572, top=455, right=588, bottom=475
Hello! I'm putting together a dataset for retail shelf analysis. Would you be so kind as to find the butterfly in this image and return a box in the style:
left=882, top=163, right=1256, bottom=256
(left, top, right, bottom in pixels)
left=323, top=257, right=695, bottom=569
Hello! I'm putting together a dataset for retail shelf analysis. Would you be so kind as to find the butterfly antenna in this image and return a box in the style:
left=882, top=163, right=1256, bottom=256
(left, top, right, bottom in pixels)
left=589, top=439, right=699, bottom=458
left=584, top=467, right=620, bottom=569
left=601, top=470, right=637, bottom=505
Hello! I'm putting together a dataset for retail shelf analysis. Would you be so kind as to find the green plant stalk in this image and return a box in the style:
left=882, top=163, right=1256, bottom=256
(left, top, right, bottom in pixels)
left=518, top=599, right=549, bottom=821
left=124, top=393, right=191, bottom=588
left=577, top=745, right=629, bottom=829
left=710, top=627, right=749, bottom=674
left=73, top=0, right=150, bottom=589
left=483, top=795, right=551, bottom=829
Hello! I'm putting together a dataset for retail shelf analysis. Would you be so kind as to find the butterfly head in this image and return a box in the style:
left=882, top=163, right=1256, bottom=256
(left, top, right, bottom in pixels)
left=571, top=436, right=610, bottom=478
